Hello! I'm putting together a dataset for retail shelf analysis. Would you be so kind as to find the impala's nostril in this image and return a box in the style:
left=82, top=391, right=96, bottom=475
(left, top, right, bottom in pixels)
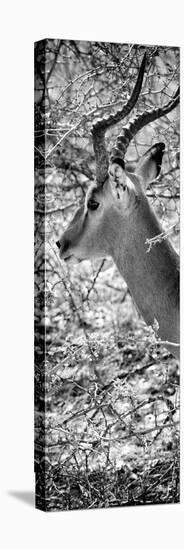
left=62, top=240, right=70, bottom=254
left=56, top=240, right=61, bottom=249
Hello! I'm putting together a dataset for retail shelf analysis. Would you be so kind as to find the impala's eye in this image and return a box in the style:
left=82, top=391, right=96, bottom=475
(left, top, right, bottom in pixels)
left=87, top=199, right=99, bottom=211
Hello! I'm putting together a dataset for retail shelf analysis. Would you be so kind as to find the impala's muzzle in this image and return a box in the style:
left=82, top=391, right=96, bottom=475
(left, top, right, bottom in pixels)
left=56, top=237, right=74, bottom=262
left=56, top=239, right=70, bottom=254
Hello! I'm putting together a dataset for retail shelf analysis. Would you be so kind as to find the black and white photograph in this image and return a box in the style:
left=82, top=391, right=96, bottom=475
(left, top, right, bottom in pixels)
left=34, top=39, right=180, bottom=512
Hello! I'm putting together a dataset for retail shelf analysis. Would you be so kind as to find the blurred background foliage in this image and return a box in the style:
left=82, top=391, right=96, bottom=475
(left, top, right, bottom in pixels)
left=34, top=40, right=179, bottom=511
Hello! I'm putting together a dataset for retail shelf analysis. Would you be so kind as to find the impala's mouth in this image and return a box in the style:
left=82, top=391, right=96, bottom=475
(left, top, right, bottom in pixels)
left=61, top=254, right=84, bottom=265
left=63, top=255, right=72, bottom=261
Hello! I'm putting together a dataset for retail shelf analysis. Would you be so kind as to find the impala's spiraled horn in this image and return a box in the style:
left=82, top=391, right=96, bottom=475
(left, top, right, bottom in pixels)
left=110, top=87, right=180, bottom=167
left=91, top=53, right=147, bottom=185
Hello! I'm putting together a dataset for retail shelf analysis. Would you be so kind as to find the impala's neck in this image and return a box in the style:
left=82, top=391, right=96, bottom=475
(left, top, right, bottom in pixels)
left=112, top=192, right=179, bottom=356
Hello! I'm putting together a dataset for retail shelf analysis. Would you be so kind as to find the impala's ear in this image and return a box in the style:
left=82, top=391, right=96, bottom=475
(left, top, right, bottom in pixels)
left=135, top=142, right=165, bottom=190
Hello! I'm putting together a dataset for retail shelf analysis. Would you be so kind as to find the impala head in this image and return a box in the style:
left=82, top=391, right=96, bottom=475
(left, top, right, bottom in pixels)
left=56, top=143, right=165, bottom=263
left=56, top=54, right=179, bottom=266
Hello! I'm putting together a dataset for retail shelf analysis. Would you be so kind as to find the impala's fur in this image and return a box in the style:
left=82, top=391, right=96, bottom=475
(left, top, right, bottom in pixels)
left=56, top=55, right=180, bottom=359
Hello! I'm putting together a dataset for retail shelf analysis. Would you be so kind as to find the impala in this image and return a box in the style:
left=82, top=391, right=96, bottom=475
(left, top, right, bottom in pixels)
left=56, top=54, right=180, bottom=359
